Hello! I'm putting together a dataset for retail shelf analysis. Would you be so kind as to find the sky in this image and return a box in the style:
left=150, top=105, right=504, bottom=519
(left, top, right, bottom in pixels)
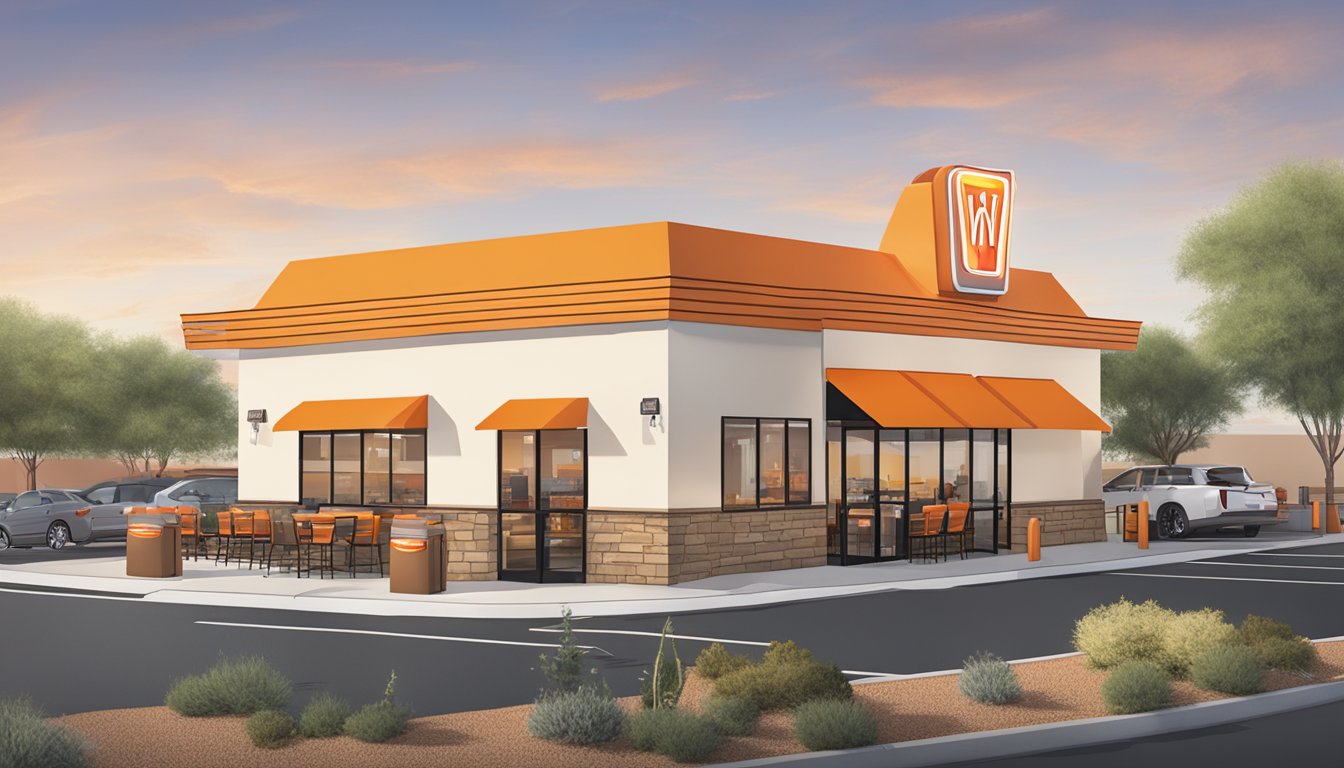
left=2, top=0, right=1341, bottom=432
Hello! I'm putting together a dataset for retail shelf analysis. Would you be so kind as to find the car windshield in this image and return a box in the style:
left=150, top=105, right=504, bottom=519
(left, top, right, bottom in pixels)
left=1205, top=466, right=1254, bottom=486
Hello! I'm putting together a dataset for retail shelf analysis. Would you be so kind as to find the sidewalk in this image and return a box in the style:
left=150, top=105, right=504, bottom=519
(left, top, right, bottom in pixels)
left=0, top=531, right=1336, bottom=620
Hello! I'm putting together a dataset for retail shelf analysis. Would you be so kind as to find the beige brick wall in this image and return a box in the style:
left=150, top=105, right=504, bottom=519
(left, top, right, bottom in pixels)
left=1007, top=499, right=1106, bottom=552
left=587, top=507, right=827, bottom=585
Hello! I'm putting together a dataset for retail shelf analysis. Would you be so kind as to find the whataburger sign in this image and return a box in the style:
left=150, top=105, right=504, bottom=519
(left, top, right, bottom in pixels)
left=930, top=165, right=1014, bottom=296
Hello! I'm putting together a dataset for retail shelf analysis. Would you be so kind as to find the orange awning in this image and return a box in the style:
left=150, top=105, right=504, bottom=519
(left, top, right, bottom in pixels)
left=978, top=377, right=1111, bottom=432
left=476, top=398, right=589, bottom=431
left=902, top=371, right=1034, bottom=429
left=826, top=369, right=966, bottom=428
left=272, top=395, right=428, bottom=432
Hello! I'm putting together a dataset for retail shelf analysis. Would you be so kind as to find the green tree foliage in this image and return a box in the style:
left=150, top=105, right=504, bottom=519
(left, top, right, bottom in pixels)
left=0, top=298, right=103, bottom=489
left=1100, top=326, right=1242, bottom=464
left=1177, top=162, right=1344, bottom=505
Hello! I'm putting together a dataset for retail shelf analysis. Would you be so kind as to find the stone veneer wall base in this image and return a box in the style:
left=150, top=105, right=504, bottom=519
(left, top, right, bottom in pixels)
left=1006, top=499, right=1107, bottom=553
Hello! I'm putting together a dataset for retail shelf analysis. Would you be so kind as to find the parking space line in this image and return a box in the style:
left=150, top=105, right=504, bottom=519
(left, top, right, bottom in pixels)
left=196, top=620, right=611, bottom=654
left=1241, top=553, right=1344, bottom=559
left=1195, top=561, right=1344, bottom=571
left=1110, top=573, right=1344, bottom=586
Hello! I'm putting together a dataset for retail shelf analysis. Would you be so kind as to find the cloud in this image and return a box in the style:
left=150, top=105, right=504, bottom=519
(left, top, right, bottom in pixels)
left=725, top=90, right=780, bottom=102
left=596, top=75, right=697, bottom=102
left=860, top=75, right=1043, bottom=109
left=313, top=58, right=475, bottom=78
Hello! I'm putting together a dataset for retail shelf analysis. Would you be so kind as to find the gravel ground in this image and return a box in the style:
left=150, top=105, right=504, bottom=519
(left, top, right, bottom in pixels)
left=59, top=642, right=1344, bottom=768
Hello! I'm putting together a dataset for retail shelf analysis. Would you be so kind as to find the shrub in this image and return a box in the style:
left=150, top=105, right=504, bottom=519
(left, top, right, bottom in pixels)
left=763, top=640, right=814, bottom=667
left=344, top=700, right=410, bottom=743
left=793, top=700, right=879, bottom=751
left=527, top=686, right=624, bottom=745
left=165, top=656, right=291, bottom=716
left=1191, top=644, right=1263, bottom=696
left=957, top=652, right=1022, bottom=705
left=625, top=708, right=720, bottom=763
left=1238, top=614, right=1294, bottom=645
left=1250, top=636, right=1317, bottom=672
left=640, top=618, right=685, bottom=709
left=701, top=695, right=760, bottom=736
left=1100, top=661, right=1172, bottom=714
left=298, top=693, right=351, bottom=738
left=714, top=658, right=852, bottom=710
left=245, top=710, right=295, bottom=749
left=694, top=643, right=751, bottom=681
left=0, top=698, right=89, bottom=768
left=1162, top=609, right=1238, bottom=677
left=539, top=607, right=599, bottom=695
left=1073, top=598, right=1175, bottom=670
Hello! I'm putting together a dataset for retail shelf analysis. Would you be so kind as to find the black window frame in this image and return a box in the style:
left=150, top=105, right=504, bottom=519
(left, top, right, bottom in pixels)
left=297, top=429, right=428, bottom=507
left=720, top=416, right=813, bottom=511
left=496, top=428, right=589, bottom=584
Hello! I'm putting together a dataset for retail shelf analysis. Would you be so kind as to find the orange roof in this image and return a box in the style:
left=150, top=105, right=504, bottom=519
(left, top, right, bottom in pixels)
left=273, top=395, right=429, bottom=432
left=182, top=176, right=1140, bottom=352
left=476, top=398, right=589, bottom=431
left=827, top=369, right=1107, bottom=431
left=978, top=377, right=1111, bottom=432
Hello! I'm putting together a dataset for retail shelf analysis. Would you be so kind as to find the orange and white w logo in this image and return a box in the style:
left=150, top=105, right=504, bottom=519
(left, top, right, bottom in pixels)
left=966, top=190, right=1000, bottom=248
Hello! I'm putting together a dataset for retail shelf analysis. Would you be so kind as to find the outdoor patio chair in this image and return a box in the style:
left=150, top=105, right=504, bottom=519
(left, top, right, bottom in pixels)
left=226, top=509, right=257, bottom=568
left=176, top=506, right=201, bottom=562
left=264, top=516, right=308, bottom=577
left=213, top=509, right=234, bottom=565
left=249, top=510, right=273, bottom=568
left=347, top=516, right=384, bottom=577
left=911, top=504, right=947, bottom=563
left=308, top=517, right=356, bottom=579
left=942, top=503, right=971, bottom=560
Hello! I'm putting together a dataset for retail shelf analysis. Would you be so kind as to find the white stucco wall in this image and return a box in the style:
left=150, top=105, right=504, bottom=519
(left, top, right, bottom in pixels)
left=821, top=330, right=1103, bottom=503
left=667, top=323, right=824, bottom=509
left=237, top=323, right=670, bottom=509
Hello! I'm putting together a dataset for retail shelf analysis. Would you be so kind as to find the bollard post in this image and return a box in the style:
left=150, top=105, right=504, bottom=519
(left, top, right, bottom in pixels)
left=1313, top=500, right=1321, bottom=533
left=1329, top=504, right=1342, bottom=534
left=1137, top=500, right=1149, bottom=549
left=1027, top=517, right=1041, bottom=562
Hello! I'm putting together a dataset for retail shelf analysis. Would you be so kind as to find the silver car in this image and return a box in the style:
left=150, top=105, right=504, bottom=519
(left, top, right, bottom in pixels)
left=150, top=477, right=237, bottom=511
left=0, top=490, right=93, bottom=550
left=1102, top=464, right=1280, bottom=538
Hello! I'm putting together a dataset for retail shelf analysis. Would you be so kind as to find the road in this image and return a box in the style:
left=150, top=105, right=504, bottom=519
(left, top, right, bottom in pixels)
left=2, top=539, right=1343, bottom=765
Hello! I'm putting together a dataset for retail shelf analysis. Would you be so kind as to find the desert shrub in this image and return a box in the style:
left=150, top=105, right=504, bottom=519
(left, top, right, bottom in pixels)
left=527, top=686, right=624, bottom=745
left=298, top=693, right=351, bottom=738
left=1162, top=609, right=1238, bottom=677
left=539, top=607, right=601, bottom=695
left=793, top=700, right=879, bottom=751
left=762, top=640, right=814, bottom=667
left=701, top=695, right=760, bottom=736
left=640, top=618, right=685, bottom=709
left=165, top=656, right=291, bottom=716
left=694, top=643, right=751, bottom=681
left=958, top=652, right=1022, bottom=705
left=1238, top=614, right=1294, bottom=645
left=245, top=710, right=295, bottom=749
left=1073, top=598, right=1175, bottom=670
left=344, top=700, right=410, bottom=743
left=1191, top=644, right=1264, bottom=696
left=0, top=698, right=89, bottom=768
left=714, top=657, right=851, bottom=710
left=625, top=708, right=720, bottom=763
left=1100, top=661, right=1172, bottom=714
left=1249, top=636, right=1317, bottom=672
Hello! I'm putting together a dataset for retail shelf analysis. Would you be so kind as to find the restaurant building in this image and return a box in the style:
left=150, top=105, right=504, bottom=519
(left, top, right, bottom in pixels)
left=182, top=165, right=1140, bottom=585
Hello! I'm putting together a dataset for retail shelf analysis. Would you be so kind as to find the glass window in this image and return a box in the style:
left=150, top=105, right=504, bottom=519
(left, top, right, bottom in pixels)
left=759, top=420, right=786, bottom=506
left=500, top=512, right=537, bottom=573
left=827, top=424, right=842, bottom=557
left=301, top=433, right=332, bottom=504
left=363, top=432, right=391, bottom=505
left=997, top=430, right=1010, bottom=505
left=500, top=431, right=536, bottom=511
left=1103, top=468, right=1139, bottom=492
left=908, top=429, right=940, bottom=503
left=942, top=429, right=969, bottom=503
left=972, top=429, right=994, bottom=505
left=722, top=419, right=757, bottom=508
left=787, top=420, right=810, bottom=505
left=1205, top=466, right=1254, bottom=486
left=844, top=429, right=875, bottom=508
left=544, top=512, right=583, bottom=573
left=878, top=429, right=905, bottom=559
left=391, top=433, right=426, bottom=504
left=1154, top=466, right=1194, bottom=486
left=540, top=430, right=585, bottom=510
left=86, top=487, right=114, bottom=505
left=333, top=433, right=361, bottom=504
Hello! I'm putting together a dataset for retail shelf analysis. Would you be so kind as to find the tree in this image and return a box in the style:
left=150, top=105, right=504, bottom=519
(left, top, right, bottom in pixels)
left=1176, top=161, right=1344, bottom=508
left=96, top=335, right=236, bottom=476
left=0, top=298, right=103, bottom=489
left=1100, top=326, right=1242, bottom=465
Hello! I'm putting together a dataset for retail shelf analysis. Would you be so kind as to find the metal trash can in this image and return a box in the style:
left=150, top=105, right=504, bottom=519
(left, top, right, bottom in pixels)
left=389, top=518, right=446, bottom=594
left=125, top=511, right=183, bottom=578
left=1122, top=504, right=1139, bottom=543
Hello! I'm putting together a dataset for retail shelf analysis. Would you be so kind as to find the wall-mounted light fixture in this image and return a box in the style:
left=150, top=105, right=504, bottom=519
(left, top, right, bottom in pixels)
left=246, top=409, right=267, bottom=443
left=640, top=397, right=661, bottom=427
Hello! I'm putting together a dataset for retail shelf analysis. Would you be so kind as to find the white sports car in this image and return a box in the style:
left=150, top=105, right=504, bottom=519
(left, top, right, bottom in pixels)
left=1102, top=464, right=1280, bottom=539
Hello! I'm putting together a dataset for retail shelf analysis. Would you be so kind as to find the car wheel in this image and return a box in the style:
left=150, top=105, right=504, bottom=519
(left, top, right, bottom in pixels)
left=0, top=529, right=10, bottom=551
left=1243, top=525, right=1261, bottom=538
left=47, top=521, right=72, bottom=550
left=1157, top=504, right=1190, bottom=539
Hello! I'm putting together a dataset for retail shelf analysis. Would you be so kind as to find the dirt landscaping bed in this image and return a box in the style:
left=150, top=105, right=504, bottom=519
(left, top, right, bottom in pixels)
left=57, top=641, right=1344, bottom=768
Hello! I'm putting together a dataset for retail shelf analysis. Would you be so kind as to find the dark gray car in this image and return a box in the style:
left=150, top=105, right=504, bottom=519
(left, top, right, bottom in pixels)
left=0, top=490, right=92, bottom=550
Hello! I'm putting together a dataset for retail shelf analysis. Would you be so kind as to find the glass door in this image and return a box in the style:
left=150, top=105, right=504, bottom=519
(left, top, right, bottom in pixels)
left=970, top=429, right=997, bottom=553
left=499, top=429, right=587, bottom=583
left=841, top=428, right=877, bottom=563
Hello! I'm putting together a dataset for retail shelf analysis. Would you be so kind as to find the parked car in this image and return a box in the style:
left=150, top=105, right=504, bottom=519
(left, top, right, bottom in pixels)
left=150, top=477, right=238, bottom=511
left=1102, top=464, right=1279, bottom=538
left=0, top=489, right=94, bottom=550
left=69, top=478, right=182, bottom=546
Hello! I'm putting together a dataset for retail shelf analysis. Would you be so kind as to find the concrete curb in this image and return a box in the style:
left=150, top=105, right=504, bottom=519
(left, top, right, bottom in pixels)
left=707, top=679, right=1344, bottom=768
